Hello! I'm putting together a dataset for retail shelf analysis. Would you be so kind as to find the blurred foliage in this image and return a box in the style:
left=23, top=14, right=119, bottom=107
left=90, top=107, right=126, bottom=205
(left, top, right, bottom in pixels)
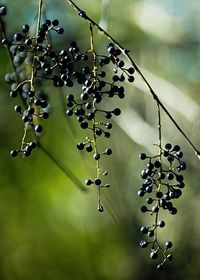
left=0, top=0, right=200, bottom=279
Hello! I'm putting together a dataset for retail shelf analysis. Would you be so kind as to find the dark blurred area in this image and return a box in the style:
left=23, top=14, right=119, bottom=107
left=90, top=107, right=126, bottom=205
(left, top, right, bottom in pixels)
left=0, top=0, right=200, bottom=279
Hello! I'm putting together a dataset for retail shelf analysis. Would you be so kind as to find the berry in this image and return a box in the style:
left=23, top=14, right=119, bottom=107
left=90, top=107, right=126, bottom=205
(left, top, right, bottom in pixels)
left=169, top=207, right=177, bottom=215
left=0, top=6, right=6, bottom=16
left=67, top=94, right=74, bottom=102
left=105, top=148, right=112, bottom=155
left=94, top=178, right=101, bottom=186
left=154, top=161, right=161, bottom=168
left=150, top=251, right=158, bottom=259
left=140, top=205, right=148, bottom=213
left=29, top=142, right=37, bottom=149
left=140, top=240, right=148, bottom=248
left=167, top=173, right=174, bottom=180
left=80, top=121, right=88, bottom=129
left=97, top=204, right=104, bottom=212
left=146, top=197, right=153, bottom=204
left=138, top=190, right=145, bottom=197
left=85, top=179, right=93, bottom=186
left=152, top=205, right=159, bottom=213
left=42, top=112, right=49, bottom=119
left=140, top=226, right=148, bottom=234
left=127, top=67, right=135, bottom=74
left=167, top=254, right=173, bottom=261
left=34, top=124, right=43, bottom=134
left=128, top=76, right=135, bottom=83
left=13, top=33, right=23, bottom=41
left=22, top=24, right=30, bottom=33
left=158, top=220, right=165, bottom=228
left=93, top=153, right=100, bottom=160
left=157, top=263, right=164, bottom=271
left=86, top=145, right=93, bottom=152
left=173, top=145, right=180, bottom=152
left=165, top=241, right=173, bottom=249
left=10, top=150, right=18, bottom=157
left=66, top=109, right=73, bottom=116
left=14, top=105, right=22, bottom=113
left=113, top=108, right=121, bottom=116
left=52, top=19, right=59, bottom=26
left=165, top=143, right=172, bottom=150
left=57, top=27, right=64, bottom=34
left=10, top=90, right=17, bottom=98
left=139, top=153, right=147, bottom=160
left=147, top=230, right=154, bottom=237
left=77, top=142, right=84, bottom=150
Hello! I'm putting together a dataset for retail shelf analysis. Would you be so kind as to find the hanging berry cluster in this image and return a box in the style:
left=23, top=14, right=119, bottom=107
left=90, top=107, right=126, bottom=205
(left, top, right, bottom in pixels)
left=66, top=24, right=135, bottom=212
left=2, top=17, right=66, bottom=157
left=138, top=143, right=186, bottom=270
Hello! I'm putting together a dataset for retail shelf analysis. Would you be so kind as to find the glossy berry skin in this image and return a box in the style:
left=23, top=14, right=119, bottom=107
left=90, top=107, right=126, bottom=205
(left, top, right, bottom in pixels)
left=165, top=241, right=173, bottom=249
left=139, top=153, right=147, bottom=160
left=94, top=178, right=101, bottom=186
left=85, top=179, right=93, bottom=186
left=105, top=148, right=112, bottom=155
left=97, top=205, right=104, bottom=212
left=140, top=240, right=148, bottom=248
left=77, top=143, right=84, bottom=150
left=158, top=220, right=165, bottom=228
left=14, top=105, right=22, bottom=113
left=113, top=108, right=121, bottom=116
left=10, top=150, right=18, bottom=157
left=0, top=6, right=6, bottom=16
left=34, top=124, right=43, bottom=134
left=157, top=263, right=164, bottom=271
left=86, top=145, right=93, bottom=152
left=150, top=251, right=158, bottom=259
left=93, top=153, right=100, bottom=160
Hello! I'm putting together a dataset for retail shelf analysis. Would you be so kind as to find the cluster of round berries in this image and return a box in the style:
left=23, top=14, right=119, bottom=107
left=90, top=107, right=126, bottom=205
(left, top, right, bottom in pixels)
left=2, top=19, right=66, bottom=157
left=138, top=143, right=186, bottom=270
left=65, top=42, right=135, bottom=211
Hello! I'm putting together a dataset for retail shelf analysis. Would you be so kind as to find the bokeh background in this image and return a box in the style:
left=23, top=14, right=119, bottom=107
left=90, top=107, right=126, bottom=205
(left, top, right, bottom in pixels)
left=0, top=0, right=200, bottom=279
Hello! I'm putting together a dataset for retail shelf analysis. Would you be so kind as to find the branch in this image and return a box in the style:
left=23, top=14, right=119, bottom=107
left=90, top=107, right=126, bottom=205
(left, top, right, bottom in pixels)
left=38, top=141, right=87, bottom=192
left=66, top=0, right=200, bottom=160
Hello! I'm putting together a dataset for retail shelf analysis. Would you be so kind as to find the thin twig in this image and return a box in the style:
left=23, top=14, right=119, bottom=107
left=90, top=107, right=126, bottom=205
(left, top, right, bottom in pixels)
left=66, top=0, right=200, bottom=159
left=38, top=141, right=87, bottom=192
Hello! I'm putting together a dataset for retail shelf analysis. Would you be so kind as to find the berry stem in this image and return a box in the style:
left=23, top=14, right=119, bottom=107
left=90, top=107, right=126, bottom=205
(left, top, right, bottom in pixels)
left=88, top=22, right=102, bottom=207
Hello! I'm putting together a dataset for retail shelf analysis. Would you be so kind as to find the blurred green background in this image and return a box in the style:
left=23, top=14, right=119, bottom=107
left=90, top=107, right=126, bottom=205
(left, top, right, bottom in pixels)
left=0, top=0, right=200, bottom=279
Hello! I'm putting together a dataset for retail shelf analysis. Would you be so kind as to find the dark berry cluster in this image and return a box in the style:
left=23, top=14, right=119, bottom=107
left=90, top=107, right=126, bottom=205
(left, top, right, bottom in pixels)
left=65, top=42, right=135, bottom=211
left=138, top=143, right=186, bottom=270
left=2, top=18, right=66, bottom=156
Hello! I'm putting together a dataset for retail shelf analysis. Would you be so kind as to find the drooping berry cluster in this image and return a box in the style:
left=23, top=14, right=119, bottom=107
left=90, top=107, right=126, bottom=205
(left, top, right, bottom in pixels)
left=2, top=19, right=66, bottom=157
left=65, top=42, right=135, bottom=211
left=138, top=143, right=186, bottom=270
